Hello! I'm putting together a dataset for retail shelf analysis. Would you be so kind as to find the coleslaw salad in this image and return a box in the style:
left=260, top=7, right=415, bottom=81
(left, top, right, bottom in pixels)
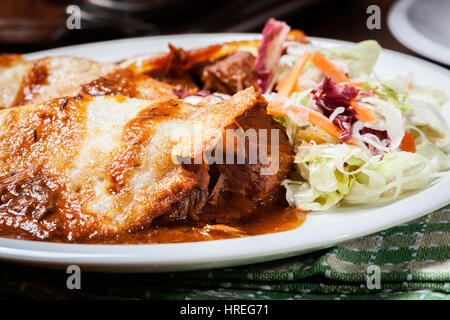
left=259, top=20, right=450, bottom=211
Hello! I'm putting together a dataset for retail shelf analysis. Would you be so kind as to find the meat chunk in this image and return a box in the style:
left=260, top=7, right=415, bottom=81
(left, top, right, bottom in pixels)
left=201, top=51, right=259, bottom=95
left=219, top=105, right=293, bottom=201
left=198, top=104, right=293, bottom=223
left=0, top=173, right=59, bottom=221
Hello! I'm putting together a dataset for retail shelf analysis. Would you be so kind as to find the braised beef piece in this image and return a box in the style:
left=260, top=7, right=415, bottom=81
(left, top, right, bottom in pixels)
left=158, top=70, right=199, bottom=94
left=154, top=163, right=210, bottom=225
left=201, top=51, right=259, bottom=95
left=198, top=104, right=293, bottom=223
left=145, top=43, right=200, bottom=95
left=144, top=45, right=259, bottom=96
left=154, top=103, right=293, bottom=225
left=0, top=172, right=58, bottom=221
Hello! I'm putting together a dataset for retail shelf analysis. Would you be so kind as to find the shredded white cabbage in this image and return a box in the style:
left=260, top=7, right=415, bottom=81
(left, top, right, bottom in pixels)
left=283, top=140, right=449, bottom=210
left=275, top=39, right=449, bottom=211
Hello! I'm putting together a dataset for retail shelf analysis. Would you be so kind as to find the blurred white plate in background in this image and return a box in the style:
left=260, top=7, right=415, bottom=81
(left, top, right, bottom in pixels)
left=388, top=0, right=450, bottom=65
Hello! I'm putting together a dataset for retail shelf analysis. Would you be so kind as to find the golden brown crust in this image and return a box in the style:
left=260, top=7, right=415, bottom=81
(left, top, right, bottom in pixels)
left=0, top=95, right=97, bottom=240
left=11, top=62, right=49, bottom=107
left=123, top=40, right=261, bottom=75
left=0, top=56, right=178, bottom=109
left=0, top=88, right=290, bottom=242
left=80, top=68, right=177, bottom=100
left=107, top=100, right=181, bottom=195
left=0, top=54, right=23, bottom=68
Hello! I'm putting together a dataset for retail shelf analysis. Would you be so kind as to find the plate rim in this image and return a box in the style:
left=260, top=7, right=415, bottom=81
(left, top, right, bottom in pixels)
left=1, top=33, right=449, bottom=272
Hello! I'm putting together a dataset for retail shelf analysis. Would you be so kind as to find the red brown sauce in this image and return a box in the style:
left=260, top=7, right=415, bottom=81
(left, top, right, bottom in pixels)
left=80, top=69, right=141, bottom=98
left=0, top=172, right=94, bottom=241
left=147, top=68, right=199, bottom=95
left=12, top=62, right=49, bottom=107
left=77, top=204, right=306, bottom=244
left=0, top=96, right=99, bottom=241
left=0, top=199, right=305, bottom=244
left=0, top=54, right=22, bottom=67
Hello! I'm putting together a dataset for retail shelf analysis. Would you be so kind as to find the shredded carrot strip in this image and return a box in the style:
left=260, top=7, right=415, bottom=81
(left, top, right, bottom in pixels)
left=400, top=131, right=415, bottom=153
left=287, top=29, right=308, bottom=43
left=267, top=101, right=356, bottom=144
left=275, top=77, right=288, bottom=93
left=349, top=100, right=376, bottom=123
left=341, top=81, right=365, bottom=87
left=311, top=51, right=348, bottom=83
left=295, top=82, right=305, bottom=92
left=276, top=51, right=311, bottom=97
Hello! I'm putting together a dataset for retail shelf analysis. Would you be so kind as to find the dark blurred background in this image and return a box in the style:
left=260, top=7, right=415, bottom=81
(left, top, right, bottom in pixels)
left=0, top=0, right=434, bottom=63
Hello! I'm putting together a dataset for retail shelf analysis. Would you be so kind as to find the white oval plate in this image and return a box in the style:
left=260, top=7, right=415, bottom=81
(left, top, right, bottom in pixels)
left=388, top=0, right=450, bottom=66
left=0, top=34, right=449, bottom=272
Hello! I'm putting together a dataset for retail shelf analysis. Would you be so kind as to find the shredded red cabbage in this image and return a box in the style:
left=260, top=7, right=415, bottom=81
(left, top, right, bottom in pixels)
left=172, top=87, right=188, bottom=99
left=360, top=127, right=390, bottom=155
left=313, top=77, right=359, bottom=142
left=255, top=18, right=290, bottom=94
left=360, top=127, right=389, bottom=143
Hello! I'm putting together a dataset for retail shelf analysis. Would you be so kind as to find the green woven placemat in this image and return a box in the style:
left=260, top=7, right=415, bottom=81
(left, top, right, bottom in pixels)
left=1, top=204, right=449, bottom=300
left=140, top=204, right=449, bottom=300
